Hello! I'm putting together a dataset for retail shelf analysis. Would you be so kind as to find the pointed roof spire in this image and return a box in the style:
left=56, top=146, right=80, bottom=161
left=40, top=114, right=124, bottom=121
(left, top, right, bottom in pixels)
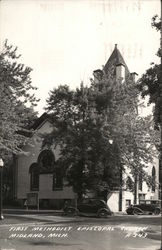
left=103, top=44, right=130, bottom=76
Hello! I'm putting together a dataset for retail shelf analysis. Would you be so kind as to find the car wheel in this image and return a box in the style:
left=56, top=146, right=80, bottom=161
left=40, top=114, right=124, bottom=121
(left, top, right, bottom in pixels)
left=154, top=208, right=160, bottom=215
left=98, top=209, right=109, bottom=218
left=126, top=212, right=132, bottom=215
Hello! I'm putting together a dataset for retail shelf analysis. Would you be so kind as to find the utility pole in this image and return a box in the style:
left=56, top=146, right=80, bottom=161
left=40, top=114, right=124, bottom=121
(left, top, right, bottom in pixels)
left=119, top=163, right=123, bottom=211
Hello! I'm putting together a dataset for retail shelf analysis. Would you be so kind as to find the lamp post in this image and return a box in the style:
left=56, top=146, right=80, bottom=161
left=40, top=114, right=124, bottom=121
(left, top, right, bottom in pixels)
left=0, top=158, right=4, bottom=220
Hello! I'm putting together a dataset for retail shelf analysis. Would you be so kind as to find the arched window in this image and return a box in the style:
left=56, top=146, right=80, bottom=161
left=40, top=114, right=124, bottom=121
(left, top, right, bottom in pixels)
left=38, top=150, right=55, bottom=174
left=152, top=166, right=156, bottom=192
left=29, top=163, right=39, bottom=191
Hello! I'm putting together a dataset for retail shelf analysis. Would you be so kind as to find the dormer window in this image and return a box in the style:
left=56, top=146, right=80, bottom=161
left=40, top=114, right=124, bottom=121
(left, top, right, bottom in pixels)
left=116, top=63, right=125, bottom=83
left=93, top=69, right=103, bottom=83
left=131, top=72, right=138, bottom=82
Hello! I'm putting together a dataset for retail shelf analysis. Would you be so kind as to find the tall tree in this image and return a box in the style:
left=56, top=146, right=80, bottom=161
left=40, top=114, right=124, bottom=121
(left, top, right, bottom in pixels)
left=44, top=83, right=120, bottom=200
left=44, top=72, right=156, bottom=201
left=137, top=14, right=161, bottom=193
left=0, top=40, right=38, bottom=158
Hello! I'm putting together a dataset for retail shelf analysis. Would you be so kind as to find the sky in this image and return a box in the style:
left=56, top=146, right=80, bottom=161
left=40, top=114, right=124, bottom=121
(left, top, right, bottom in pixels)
left=0, top=0, right=161, bottom=114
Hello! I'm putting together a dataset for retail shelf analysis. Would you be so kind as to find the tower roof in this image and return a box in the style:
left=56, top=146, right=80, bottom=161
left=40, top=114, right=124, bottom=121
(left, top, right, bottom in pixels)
left=103, top=44, right=130, bottom=77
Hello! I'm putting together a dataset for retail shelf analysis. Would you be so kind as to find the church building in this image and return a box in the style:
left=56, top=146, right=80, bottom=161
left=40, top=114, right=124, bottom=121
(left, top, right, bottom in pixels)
left=13, top=44, right=159, bottom=212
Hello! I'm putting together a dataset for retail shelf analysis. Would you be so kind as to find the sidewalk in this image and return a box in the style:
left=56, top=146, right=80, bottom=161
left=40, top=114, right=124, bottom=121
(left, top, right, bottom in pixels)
left=3, top=208, right=63, bottom=215
left=3, top=208, right=127, bottom=216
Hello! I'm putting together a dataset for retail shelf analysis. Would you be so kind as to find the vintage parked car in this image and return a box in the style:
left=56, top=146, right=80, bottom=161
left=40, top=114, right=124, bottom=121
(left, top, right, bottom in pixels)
left=126, top=203, right=161, bottom=215
left=63, top=198, right=113, bottom=218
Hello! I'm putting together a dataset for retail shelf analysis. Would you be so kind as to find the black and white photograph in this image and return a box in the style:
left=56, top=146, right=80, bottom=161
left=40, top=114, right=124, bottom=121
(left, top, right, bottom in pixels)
left=0, top=0, right=161, bottom=249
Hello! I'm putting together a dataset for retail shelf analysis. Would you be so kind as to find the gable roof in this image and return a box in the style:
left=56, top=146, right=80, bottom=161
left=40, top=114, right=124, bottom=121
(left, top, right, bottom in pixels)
left=18, top=113, right=52, bottom=138
left=103, top=44, right=130, bottom=77
left=30, top=112, right=52, bottom=130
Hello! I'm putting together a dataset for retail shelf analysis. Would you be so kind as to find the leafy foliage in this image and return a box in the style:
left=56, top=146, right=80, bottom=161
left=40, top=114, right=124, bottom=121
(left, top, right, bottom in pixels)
left=0, top=40, right=38, bottom=158
left=138, top=15, right=161, bottom=128
left=138, top=15, right=162, bottom=193
left=44, top=72, right=156, bottom=199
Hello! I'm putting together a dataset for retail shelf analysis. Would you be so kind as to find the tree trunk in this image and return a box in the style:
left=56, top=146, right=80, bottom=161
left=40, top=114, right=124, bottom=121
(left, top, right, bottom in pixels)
left=133, top=174, right=139, bottom=204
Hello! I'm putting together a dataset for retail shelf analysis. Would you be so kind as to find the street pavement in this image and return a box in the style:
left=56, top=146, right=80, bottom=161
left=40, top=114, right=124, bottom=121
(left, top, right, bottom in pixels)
left=0, top=210, right=161, bottom=250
